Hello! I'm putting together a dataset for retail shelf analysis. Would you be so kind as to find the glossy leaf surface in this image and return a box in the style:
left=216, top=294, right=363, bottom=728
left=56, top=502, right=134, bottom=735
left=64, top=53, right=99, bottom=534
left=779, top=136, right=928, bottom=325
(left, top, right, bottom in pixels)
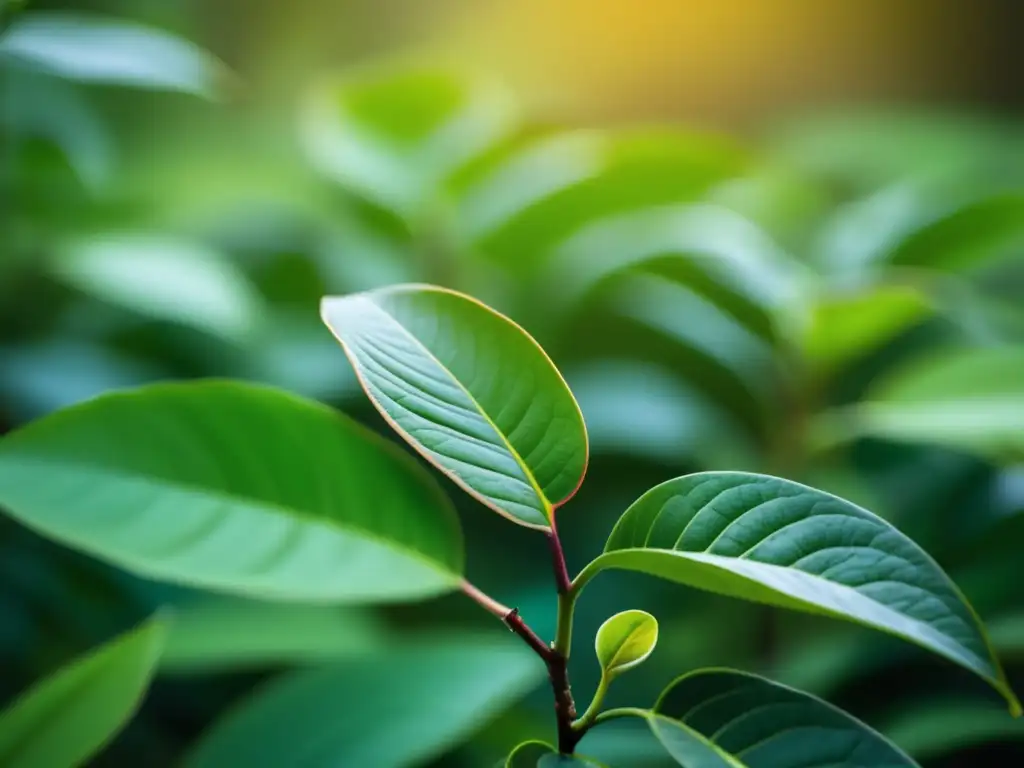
left=186, top=635, right=545, bottom=768
left=0, top=616, right=166, bottom=768
left=581, top=471, right=1018, bottom=712
left=645, top=668, right=919, bottom=767
left=321, top=284, right=588, bottom=529
left=595, top=609, right=659, bottom=678
left=0, top=381, right=463, bottom=602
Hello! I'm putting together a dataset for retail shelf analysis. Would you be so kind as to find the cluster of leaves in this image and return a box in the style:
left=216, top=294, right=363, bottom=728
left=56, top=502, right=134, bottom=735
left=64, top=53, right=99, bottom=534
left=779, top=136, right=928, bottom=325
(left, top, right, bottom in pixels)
left=2, top=6, right=1024, bottom=767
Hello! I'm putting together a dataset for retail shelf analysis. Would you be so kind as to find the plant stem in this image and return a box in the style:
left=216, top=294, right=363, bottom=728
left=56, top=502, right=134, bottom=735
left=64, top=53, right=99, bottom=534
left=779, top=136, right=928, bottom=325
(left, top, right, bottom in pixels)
left=594, top=707, right=649, bottom=725
left=572, top=673, right=609, bottom=732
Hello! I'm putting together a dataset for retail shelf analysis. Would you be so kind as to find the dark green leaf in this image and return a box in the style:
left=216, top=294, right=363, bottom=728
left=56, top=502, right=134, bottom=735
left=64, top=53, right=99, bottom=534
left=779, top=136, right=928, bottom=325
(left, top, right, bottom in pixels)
left=0, top=616, right=166, bottom=768
left=578, top=472, right=1018, bottom=712
left=186, top=634, right=545, bottom=768
left=321, top=284, right=588, bottom=529
left=644, top=668, right=920, bottom=766
left=0, top=381, right=464, bottom=603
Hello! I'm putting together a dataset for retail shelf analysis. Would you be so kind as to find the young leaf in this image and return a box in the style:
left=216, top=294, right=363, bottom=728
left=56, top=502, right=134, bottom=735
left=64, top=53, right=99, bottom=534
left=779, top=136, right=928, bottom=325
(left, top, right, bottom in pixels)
left=0, top=616, right=167, bottom=768
left=0, top=12, right=228, bottom=98
left=641, top=668, right=920, bottom=767
left=321, top=284, right=588, bottom=529
left=595, top=610, right=658, bottom=678
left=816, top=346, right=1024, bottom=460
left=576, top=472, right=1019, bottom=714
left=185, top=635, right=545, bottom=768
left=0, top=381, right=464, bottom=603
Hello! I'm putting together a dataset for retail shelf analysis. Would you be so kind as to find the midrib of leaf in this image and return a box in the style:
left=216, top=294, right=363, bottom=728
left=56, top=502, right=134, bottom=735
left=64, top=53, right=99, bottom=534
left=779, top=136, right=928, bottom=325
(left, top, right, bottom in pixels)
left=357, top=296, right=554, bottom=527
left=0, top=453, right=459, bottom=579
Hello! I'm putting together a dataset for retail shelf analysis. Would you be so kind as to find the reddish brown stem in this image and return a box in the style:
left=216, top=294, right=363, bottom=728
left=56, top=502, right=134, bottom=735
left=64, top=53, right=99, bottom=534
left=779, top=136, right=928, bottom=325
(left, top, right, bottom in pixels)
left=547, top=521, right=572, bottom=595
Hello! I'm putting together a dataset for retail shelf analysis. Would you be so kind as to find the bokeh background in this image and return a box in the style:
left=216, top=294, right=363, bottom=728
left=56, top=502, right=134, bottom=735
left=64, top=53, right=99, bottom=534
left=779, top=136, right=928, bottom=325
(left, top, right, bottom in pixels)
left=2, top=1, right=1023, bottom=765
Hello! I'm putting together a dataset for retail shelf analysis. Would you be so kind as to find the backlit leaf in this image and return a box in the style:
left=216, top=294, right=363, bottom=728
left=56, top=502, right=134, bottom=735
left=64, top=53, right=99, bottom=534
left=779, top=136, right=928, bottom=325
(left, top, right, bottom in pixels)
left=321, top=284, right=588, bottom=529
left=595, top=609, right=658, bottom=678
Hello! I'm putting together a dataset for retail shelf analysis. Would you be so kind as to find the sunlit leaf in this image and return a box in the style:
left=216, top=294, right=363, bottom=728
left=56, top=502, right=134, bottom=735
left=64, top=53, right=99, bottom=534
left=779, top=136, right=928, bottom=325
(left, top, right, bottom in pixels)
left=0, top=381, right=464, bottom=603
left=889, top=193, right=1024, bottom=272
left=186, top=634, right=545, bottom=768
left=595, top=610, right=658, bottom=678
left=460, top=129, right=749, bottom=271
left=576, top=472, right=1019, bottom=712
left=51, top=234, right=264, bottom=342
left=640, top=668, right=919, bottom=766
left=161, top=597, right=386, bottom=674
left=0, top=12, right=228, bottom=97
left=321, top=284, right=588, bottom=529
left=801, top=283, right=933, bottom=374
left=302, top=65, right=517, bottom=215
left=817, top=346, right=1024, bottom=460
left=0, top=616, right=166, bottom=768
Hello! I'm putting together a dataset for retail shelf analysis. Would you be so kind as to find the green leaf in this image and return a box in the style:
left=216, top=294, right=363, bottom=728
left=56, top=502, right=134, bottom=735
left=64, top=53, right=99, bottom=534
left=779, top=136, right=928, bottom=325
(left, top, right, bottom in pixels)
left=883, top=700, right=1024, bottom=760
left=801, top=283, right=933, bottom=374
left=321, top=284, right=588, bottom=529
left=817, top=345, right=1024, bottom=460
left=185, top=634, right=545, bottom=768
left=888, top=193, right=1024, bottom=272
left=460, top=129, right=749, bottom=271
left=577, top=471, right=1019, bottom=713
left=0, top=381, right=464, bottom=603
left=595, top=610, right=658, bottom=678
left=51, top=234, right=264, bottom=343
left=0, top=615, right=167, bottom=768
left=641, top=668, right=920, bottom=767
left=0, top=12, right=228, bottom=98
left=302, top=65, right=517, bottom=215
left=503, top=740, right=556, bottom=766
left=160, top=597, right=386, bottom=674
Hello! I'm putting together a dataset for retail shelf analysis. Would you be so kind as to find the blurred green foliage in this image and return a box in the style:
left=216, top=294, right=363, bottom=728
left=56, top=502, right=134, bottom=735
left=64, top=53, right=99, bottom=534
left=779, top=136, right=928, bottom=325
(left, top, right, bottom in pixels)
left=1, top=4, right=1023, bottom=767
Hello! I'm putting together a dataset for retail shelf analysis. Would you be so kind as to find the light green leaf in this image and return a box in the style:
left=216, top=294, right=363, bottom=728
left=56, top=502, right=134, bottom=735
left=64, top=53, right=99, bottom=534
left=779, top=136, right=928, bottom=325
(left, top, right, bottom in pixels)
left=0, top=616, right=167, bottom=768
left=884, top=700, right=1024, bottom=760
left=503, top=740, right=555, bottom=766
left=321, top=284, right=588, bottom=529
left=576, top=471, right=1019, bottom=713
left=641, top=668, right=920, bottom=767
left=160, top=597, right=386, bottom=674
left=186, top=635, right=545, bottom=768
left=817, top=346, right=1024, bottom=459
left=0, top=12, right=228, bottom=98
left=889, top=193, right=1024, bottom=272
left=302, top=65, right=517, bottom=215
left=0, top=381, right=464, bottom=603
left=460, top=129, right=749, bottom=270
left=595, top=610, right=658, bottom=678
left=801, top=283, right=933, bottom=373
left=52, top=234, right=264, bottom=342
